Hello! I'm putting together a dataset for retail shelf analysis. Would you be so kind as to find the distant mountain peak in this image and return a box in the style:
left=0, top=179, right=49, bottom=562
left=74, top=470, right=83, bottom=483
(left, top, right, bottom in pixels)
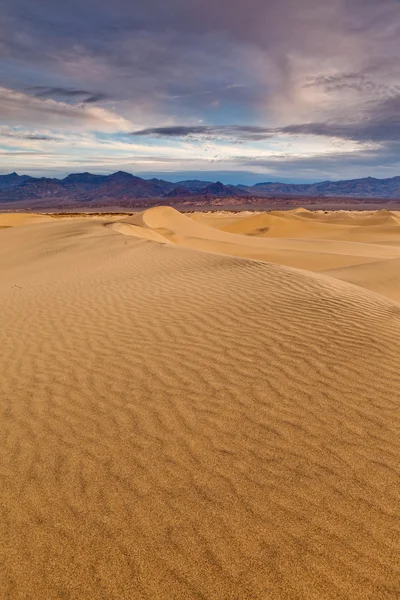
left=62, top=172, right=106, bottom=184
left=105, top=171, right=145, bottom=183
left=201, top=181, right=242, bottom=197
left=0, top=172, right=34, bottom=191
left=2, top=171, right=400, bottom=207
left=109, top=170, right=134, bottom=178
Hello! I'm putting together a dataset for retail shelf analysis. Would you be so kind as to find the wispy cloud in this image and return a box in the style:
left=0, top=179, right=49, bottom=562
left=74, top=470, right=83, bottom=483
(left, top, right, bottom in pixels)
left=0, top=87, right=132, bottom=132
left=1, top=131, right=61, bottom=141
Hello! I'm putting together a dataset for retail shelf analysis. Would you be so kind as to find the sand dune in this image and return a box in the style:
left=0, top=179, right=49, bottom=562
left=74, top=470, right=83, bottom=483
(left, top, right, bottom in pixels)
left=113, top=207, right=400, bottom=299
left=109, top=221, right=172, bottom=243
left=218, top=210, right=353, bottom=238
left=324, top=257, right=400, bottom=302
left=0, top=211, right=399, bottom=599
left=0, top=212, right=53, bottom=227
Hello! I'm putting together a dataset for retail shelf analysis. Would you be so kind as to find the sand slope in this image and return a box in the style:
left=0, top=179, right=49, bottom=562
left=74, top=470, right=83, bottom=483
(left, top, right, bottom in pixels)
left=0, top=217, right=400, bottom=599
left=323, top=257, right=400, bottom=302
left=113, top=207, right=400, bottom=300
left=0, top=212, right=53, bottom=228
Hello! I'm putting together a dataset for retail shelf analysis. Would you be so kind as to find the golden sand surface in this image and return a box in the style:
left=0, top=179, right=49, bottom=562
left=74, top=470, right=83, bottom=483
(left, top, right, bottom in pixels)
left=0, top=208, right=399, bottom=599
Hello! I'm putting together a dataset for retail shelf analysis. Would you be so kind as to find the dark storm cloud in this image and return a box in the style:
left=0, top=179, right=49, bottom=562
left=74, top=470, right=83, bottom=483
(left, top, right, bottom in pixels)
left=133, top=126, right=216, bottom=137
left=27, top=87, right=108, bottom=104
left=132, top=125, right=274, bottom=140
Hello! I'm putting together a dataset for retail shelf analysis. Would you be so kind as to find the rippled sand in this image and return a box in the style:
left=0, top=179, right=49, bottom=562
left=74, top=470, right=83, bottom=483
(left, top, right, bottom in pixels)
left=0, top=208, right=399, bottom=599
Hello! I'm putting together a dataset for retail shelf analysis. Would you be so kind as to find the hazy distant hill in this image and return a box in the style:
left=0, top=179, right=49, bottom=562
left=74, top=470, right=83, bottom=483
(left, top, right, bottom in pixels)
left=252, top=176, right=400, bottom=198
left=1, top=171, right=400, bottom=209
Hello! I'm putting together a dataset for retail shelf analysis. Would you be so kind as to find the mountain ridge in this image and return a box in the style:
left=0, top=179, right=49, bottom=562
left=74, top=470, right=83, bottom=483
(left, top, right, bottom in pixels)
left=2, top=171, right=400, bottom=209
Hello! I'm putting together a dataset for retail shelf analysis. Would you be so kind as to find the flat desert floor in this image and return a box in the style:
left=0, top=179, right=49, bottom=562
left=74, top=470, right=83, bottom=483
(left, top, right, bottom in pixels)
left=0, top=207, right=399, bottom=599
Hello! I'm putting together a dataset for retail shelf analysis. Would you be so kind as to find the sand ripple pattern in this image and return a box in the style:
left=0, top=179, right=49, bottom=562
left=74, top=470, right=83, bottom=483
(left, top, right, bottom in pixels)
left=0, top=219, right=399, bottom=599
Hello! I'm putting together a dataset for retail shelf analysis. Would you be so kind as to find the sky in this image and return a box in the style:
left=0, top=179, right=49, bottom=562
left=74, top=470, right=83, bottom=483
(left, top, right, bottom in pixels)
left=1, top=0, right=400, bottom=183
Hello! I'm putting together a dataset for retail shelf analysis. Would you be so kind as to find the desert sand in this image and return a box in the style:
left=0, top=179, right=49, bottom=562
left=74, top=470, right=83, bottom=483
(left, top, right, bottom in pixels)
left=0, top=208, right=399, bottom=599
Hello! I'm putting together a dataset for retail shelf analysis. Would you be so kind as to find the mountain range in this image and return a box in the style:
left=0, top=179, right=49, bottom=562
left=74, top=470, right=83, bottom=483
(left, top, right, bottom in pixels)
left=2, top=171, right=400, bottom=209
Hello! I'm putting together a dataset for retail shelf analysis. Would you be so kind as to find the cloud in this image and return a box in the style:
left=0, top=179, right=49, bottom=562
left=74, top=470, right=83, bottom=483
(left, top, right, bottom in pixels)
left=132, top=125, right=275, bottom=140
left=280, top=93, right=400, bottom=143
left=0, top=87, right=132, bottom=132
left=27, top=86, right=108, bottom=104
left=235, top=143, right=400, bottom=181
left=1, top=0, right=400, bottom=179
left=1, top=131, right=60, bottom=141
left=133, top=87, right=400, bottom=145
